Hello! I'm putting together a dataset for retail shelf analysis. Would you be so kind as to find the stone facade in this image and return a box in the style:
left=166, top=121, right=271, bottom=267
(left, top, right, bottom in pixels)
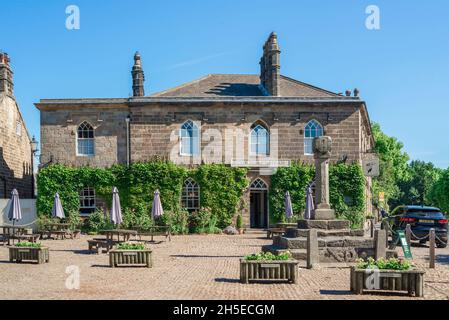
left=0, top=53, right=33, bottom=199
left=35, top=33, right=375, bottom=225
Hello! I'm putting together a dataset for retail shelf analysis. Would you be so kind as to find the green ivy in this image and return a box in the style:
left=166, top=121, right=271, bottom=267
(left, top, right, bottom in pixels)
left=192, top=164, right=248, bottom=228
left=269, top=162, right=366, bottom=228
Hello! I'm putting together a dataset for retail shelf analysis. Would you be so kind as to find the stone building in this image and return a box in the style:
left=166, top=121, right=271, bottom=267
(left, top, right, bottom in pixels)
left=0, top=52, right=34, bottom=199
left=36, top=33, right=374, bottom=225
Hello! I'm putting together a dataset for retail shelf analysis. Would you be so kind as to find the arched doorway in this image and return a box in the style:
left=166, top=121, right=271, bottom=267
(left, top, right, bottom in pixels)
left=250, top=178, right=268, bottom=229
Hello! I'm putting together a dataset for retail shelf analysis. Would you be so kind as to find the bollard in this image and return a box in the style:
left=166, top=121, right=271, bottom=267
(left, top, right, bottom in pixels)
left=375, top=229, right=386, bottom=260
left=307, top=229, right=319, bottom=269
left=370, top=218, right=375, bottom=238
left=429, top=228, right=435, bottom=269
left=405, top=224, right=412, bottom=247
left=382, top=221, right=390, bottom=247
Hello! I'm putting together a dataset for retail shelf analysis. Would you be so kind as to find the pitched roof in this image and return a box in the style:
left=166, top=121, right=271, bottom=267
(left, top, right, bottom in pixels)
left=151, top=74, right=339, bottom=98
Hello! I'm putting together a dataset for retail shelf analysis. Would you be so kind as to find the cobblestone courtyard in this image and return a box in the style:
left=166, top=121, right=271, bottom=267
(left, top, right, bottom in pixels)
left=1, top=232, right=448, bottom=300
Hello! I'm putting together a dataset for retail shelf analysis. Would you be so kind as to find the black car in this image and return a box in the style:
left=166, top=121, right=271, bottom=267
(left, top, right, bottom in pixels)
left=384, top=205, right=448, bottom=248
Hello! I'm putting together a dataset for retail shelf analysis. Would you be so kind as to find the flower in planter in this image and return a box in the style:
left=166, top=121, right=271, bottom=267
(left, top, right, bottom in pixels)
left=356, top=257, right=413, bottom=270
left=116, top=242, right=146, bottom=250
left=245, top=251, right=292, bottom=261
left=15, top=242, right=42, bottom=248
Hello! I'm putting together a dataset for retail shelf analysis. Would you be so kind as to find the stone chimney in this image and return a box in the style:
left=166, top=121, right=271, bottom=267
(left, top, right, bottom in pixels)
left=259, top=32, right=281, bottom=96
left=0, top=52, right=14, bottom=96
left=132, top=52, right=145, bottom=97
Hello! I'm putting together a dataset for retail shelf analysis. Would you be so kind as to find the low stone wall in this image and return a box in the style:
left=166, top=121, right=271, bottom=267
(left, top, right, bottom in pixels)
left=0, top=199, right=37, bottom=231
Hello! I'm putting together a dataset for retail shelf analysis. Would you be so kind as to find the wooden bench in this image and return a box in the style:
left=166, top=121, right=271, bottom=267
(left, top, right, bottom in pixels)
left=266, top=228, right=285, bottom=239
left=87, top=238, right=112, bottom=254
left=15, top=234, right=40, bottom=243
left=133, top=226, right=172, bottom=242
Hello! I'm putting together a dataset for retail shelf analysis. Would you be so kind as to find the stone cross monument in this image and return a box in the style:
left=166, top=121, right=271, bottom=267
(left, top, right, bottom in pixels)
left=313, top=136, right=336, bottom=220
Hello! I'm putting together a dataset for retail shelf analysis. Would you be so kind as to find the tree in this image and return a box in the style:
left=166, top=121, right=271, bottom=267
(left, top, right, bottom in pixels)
left=428, top=169, right=449, bottom=213
left=371, top=122, right=410, bottom=209
left=396, top=160, right=443, bottom=207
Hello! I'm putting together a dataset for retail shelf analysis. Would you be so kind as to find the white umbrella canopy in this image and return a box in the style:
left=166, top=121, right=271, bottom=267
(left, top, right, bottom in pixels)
left=52, top=193, right=65, bottom=219
left=110, top=187, right=123, bottom=226
left=285, top=191, right=293, bottom=220
left=151, top=189, right=164, bottom=220
left=8, top=189, right=22, bottom=223
left=304, top=182, right=315, bottom=220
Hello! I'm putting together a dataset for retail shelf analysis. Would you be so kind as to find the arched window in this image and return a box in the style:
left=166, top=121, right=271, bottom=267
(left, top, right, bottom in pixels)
left=250, top=122, right=269, bottom=155
left=181, top=178, right=200, bottom=212
left=250, top=178, right=268, bottom=190
left=304, top=120, right=323, bottom=155
left=77, top=121, right=94, bottom=156
left=180, top=120, right=199, bottom=156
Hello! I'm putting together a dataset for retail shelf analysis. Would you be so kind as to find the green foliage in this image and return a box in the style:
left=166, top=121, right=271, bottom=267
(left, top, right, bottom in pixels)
left=269, top=162, right=365, bottom=228
left=83, top=209, right=113, bottom=234
left=236, top=214, right=243, bottom=229
left=429, top=169, right=449, bottom=213
left=269, top=163, right=315, bottom=223
left=159, top=209, right=190, bottom=235
left=15, top=242, right=42, bottom=248
left=245, top=251, right=292, bottom=261
left=116, top=242, right=146, bottom=250
left=371, top=122, right=410, bottom=210
left=396, top=160, right=443, bottom=207
left=356, top=257, right=412, bottom=270
left=330, top=163, right=366, bottom=228
left=188, top=207, right=220, bottom=234
left=193, top=164, right=248, bottom=228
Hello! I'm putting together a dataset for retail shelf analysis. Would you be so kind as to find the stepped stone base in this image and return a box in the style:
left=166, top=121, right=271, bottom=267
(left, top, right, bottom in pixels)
left=265, top=218, right=393, bottom=264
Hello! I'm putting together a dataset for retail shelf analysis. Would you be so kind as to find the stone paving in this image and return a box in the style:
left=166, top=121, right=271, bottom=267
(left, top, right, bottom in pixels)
left=0, top=231, right=448, bottom=300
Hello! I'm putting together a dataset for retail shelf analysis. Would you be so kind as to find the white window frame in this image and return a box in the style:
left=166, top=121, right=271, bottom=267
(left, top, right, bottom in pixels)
left=179, top=120, right=200, bottom=156
left=181, top=178, right=200, bottom=211
left=304, top=119, right=323, bottom=155
left=79, top=187, right=96, bottom=216
left=76, top=121, right=95, bottom=157
left=250, top=122, right=270, bottom=156
left=250, top=178, right=268, bottom=191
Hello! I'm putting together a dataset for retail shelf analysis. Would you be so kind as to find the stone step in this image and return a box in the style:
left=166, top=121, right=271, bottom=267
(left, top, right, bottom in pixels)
left=286, top=228, right=365, bottom=238
left=275, top=236, right=375, bottom=250
left=297, top=219, right=350, bottom=230
left=262, top=245, right=307, bottom=260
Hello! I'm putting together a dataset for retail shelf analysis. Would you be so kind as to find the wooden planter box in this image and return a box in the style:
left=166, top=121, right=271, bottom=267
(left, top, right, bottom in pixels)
left=9, top=246, right=49, bottom=264
left=109, top=249, right=152, bottom=268
left=350, top=267, right=425, bottom=297
left=240, top=259, right=299, bottom=284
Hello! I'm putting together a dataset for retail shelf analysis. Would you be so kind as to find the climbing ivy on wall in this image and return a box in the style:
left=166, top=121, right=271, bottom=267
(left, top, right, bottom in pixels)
left=36, top=162, right=247, bottom=230
left=269, top=162, right=366, bottom=228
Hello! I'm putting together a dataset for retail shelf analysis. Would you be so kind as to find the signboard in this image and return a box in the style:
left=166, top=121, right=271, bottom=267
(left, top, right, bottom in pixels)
left=362, top=154, right=380, bottom=177
left=378, top=192, right=385, bottom=203
left=397, top=230, right=413, bottom=259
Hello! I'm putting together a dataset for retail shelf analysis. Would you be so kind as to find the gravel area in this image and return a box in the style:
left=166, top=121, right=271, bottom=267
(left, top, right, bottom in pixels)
left=0, top=232, right=448, bottom=300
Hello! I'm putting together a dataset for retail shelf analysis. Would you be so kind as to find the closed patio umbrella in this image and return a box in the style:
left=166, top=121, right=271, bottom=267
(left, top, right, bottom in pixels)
left=285, top=191, right=293, bottom=220
left=8, top=189, right=22, bottom=225
left=52, top=193, right=65, bottom=219
left=304, top=182, right=315, bottom=220
left=151, top=189, right=164, bottom=220
left=110, top=187, right=123, bottom=226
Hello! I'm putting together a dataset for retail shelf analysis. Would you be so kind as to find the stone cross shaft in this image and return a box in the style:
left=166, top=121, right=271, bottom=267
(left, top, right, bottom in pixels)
left=312, top=136, right=336, bottom=220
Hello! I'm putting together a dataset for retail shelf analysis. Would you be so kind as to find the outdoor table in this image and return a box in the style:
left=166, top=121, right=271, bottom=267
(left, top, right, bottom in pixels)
left=42, top=222, right=72, bottom=240
left=100, top=229, right=138, bottom=243
left=0, top=226, right=28, bottom=245
left=132, top=226, right=172, bottom=242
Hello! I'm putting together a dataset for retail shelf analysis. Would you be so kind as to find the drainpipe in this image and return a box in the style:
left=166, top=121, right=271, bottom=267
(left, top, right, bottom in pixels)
left=125, top=116, right=130, bottom=166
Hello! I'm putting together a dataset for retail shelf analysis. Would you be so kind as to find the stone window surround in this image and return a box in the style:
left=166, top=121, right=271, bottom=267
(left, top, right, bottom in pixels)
left=249, top=121, right=270, bottom=156
left=304, top=119, right=324, bottom=156
left=179, top=119, right=200, bottom=157
left=76, top=121, right=95, bottom=157
left=79, top=186, right=96, bottom=216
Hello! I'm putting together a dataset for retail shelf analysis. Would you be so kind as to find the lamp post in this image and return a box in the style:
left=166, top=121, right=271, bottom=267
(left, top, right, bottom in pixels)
left=30, top=135, right=39, bottom=198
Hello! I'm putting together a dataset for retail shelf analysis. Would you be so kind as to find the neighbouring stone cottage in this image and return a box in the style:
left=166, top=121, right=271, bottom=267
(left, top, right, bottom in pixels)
left=35, top=33, right=374, bottom=228
left=0, top=52, right=34, bottom=199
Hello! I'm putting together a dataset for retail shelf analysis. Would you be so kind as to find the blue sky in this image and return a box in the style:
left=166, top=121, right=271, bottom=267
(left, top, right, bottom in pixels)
left=1, top=0, right=449, bottom=168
